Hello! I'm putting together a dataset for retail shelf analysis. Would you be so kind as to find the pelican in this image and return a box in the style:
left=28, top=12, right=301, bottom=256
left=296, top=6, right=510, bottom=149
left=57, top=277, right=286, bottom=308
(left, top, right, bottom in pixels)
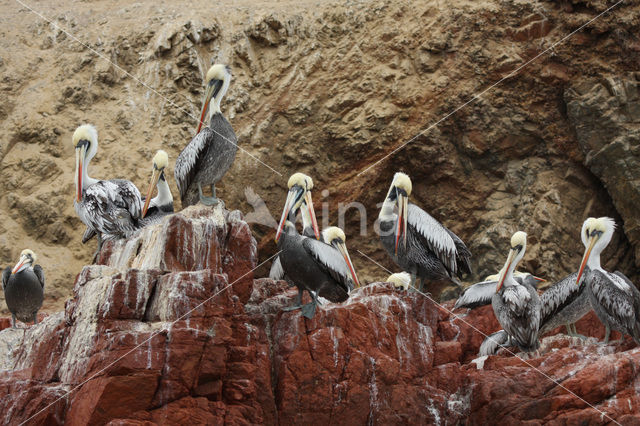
left=492, top=231, right=541, bottom=352
left=386, top=272, right=412, bottom=290
left=175, top=64, right=236, bottom=207
left=2, top=249, right=44, bottom=328
left=270, top=183, right=320, bottom=282
left=576, top=217, right=640, bottom=344
left=537, top=271, right=591, bottom=338
left=454, top=270, right=545, bottom=310
left=378, top=172, right=472, bottom=296
left=73, top=125, right=142, bottom=259
left=141, top=150, right=174, bottom=224
left=275, top=173, right=359, bottom=318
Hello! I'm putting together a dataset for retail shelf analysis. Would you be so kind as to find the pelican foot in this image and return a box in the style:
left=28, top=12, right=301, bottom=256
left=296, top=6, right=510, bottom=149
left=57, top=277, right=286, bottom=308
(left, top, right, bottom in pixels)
left=11, top=314, right=16, bottom=329
left=300, top=302, right=317, bottom=319
left=569, top=333, right=589, bottom=341
left=199, top=195, right=221, bottom=206
left=282, top=304, right=302, bottom=312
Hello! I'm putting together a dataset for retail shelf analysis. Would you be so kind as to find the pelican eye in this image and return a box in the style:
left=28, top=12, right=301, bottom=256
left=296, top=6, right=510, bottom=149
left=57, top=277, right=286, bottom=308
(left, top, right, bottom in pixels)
left=590, top=230, right=603, bottom=238
left=514, top=244, right=523, bottom=252
left=396, top=188, right=408, bottom=197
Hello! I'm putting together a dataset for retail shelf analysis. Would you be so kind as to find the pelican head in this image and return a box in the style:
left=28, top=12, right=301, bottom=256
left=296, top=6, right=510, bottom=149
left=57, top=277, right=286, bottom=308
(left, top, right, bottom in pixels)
left=323, top=226, right=360, bottom=288
left=384, top=172, right=412, bottom=255
left=12, top=249, right=37, bottom=274
left=275, top=173, right=319, bottom=243
left=73, top=124, right=98, bottom=202
left=496, top=231, right=527, bottom=292
left=576, top=217, right=615, bottom=285
left=196, top=64, right=232, bottom=134
left=142, top=150, right=170, bottom=218
left=387, top=272, right=411, bottom=290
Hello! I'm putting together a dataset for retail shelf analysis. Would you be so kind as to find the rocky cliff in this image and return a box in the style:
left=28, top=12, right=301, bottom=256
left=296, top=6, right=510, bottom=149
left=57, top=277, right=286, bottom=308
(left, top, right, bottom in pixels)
left=1, top=207, right=639, bottom=425
left=2, top=0, right=640, bottom=314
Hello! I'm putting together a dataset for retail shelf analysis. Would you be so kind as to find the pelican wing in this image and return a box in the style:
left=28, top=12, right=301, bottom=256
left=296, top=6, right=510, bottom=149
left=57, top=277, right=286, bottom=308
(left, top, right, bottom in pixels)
left=301, top=238, right=355, bottom=293
left=406, top=203, right=460, bottom=275
left=479, top=330, right=509, bottom=356
left=269, top=256, right=285, bottom=281
left=445, top=228, right=473, bottom=275
left=33, top=265, right=45, bottom=289
left=2, top=267, right=9, bottom=291
left=454, top=280, right=496, bottom=309
left=539, top=272, right=582, bottom=329
left=591, top=270, right=638, bottom=330
left=78, top=180, right=142, bottom=237
left=174, top=128, right=211, bottom=202
left=82, top=227, right=96, bottom=243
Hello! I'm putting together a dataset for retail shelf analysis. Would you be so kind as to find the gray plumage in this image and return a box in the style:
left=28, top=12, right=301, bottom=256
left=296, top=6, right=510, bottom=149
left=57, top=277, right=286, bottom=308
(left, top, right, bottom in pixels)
left=379, top=203, right=472, bottom=289
left=454, top=272, right=542, bottom=310
left=479, top=330, right=510, bottom=356
left=492, top=281, right=541, bottom=352
left=278, top=222, right=354, bottom=317
left=75, top=179, right=142, bottom=240
left=586, top=269, right=640, bottom=344
left=538, top=271, right=591, bottom=335
left=175, top=114, right=237, bottom=207
left=2, top=265, right=44, bottom=327
left=270, top=201, right=316, bottom=283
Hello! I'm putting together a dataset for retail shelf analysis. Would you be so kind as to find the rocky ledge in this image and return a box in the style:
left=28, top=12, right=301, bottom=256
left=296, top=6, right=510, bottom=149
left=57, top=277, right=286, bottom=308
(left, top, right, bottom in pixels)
left=1, top=206, right=639, bottom=425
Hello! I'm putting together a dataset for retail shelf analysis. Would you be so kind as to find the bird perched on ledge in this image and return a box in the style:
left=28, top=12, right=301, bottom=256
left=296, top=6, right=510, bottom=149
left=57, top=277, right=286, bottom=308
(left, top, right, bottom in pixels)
left=378, top=172, right=472, bottom=297
left=140, top=150, right=174, bottom=225
left=2, top=249, right=44, bottom=328
left=175, top=64, right=237, bottom=207
left=454, top=270, right=545, bottom=310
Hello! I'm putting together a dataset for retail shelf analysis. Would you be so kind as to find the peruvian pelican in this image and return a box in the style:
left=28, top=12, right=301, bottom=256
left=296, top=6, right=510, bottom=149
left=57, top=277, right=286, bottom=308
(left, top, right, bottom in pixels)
left=141, top=150, right=174, bottom=224
left=537, top=271, right=591, bottom=338
left=492, top=232, right=541, bottom=352
left=454, top=270, right=545, bottom=310
left=269, top=197, right=320, bottom=283
left=175, top=64, right=237, bottom=207
left=576, top=217, right=640, bottom=344
left=386, top=272, right=412, bottom=290
left=73, top=125, right=142, bottom=258
left=275, top=173, right=359, bottom=318
left=2, top=249, right=44, bottom=328
left=378, top=172, right=472, bottom=296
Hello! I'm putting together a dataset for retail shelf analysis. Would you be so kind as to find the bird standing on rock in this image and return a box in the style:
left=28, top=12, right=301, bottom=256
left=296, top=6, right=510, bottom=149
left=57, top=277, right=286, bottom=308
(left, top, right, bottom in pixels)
left=378, top=172, right=472, bottom=297
left=140, top=150, right=174, bottom=224
left=175, top=64, right=237, bottom=208
left=2, top=249, right=44, bottom=328
left=576, top=217, right=640, bottom=344
left=275, top=173, right=359, bottom=318
left=72, top=124, right=142, bottom=261
left=491, top=231, right=541, bottom=353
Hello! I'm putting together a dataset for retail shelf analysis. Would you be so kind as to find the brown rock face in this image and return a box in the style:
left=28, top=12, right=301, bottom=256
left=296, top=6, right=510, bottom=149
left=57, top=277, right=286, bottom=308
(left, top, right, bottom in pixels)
left=1, top=206, right=639, bottom=424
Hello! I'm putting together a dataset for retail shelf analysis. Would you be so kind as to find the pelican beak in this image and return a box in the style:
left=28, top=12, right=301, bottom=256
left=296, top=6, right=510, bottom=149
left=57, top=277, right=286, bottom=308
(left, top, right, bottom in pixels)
left=196, top=80, right=223, bottom=134
left=12, top=256, right=28, bottom=274
left=496, top=249, right=516, bottom=292
left=336, top=241, right=360, bottom=288
left=74, top=142, right=87, bottom=202
left=275, top=187, right=303, bottom=243
left=576, top=235, right=597, bottom=286
left=533, top=276, right=546, bottom=283
left=304, top=191, right=320, bottom=240
left=394, top=190, right=408, bottom=255
left=142, top=168, right=162, bottom=218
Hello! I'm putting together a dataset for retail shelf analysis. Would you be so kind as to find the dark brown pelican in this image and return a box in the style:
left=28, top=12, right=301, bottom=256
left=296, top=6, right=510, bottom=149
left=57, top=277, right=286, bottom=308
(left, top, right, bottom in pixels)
left=2, top=249, right=44, bottom=328
left=141, top=150, right=174, bottom=224
left=73, top=124, right=142, bottom=259
left=378, top=172, right=472, bottom=296
left=576, top=217, right=640, bottom=344
left=275, top=173, right=359, bottom=318
left=454, top=270, right=545, bottom=310
left=175, top=64, right=236, bottom=207
left=492, top=232, right=541, bottom=352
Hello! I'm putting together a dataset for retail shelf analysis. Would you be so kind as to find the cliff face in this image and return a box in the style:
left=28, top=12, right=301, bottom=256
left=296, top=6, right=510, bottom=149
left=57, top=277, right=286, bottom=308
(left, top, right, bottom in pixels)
left=1, top=0, right=640, bottom=313
left=1, top=207, right=639, bottom=425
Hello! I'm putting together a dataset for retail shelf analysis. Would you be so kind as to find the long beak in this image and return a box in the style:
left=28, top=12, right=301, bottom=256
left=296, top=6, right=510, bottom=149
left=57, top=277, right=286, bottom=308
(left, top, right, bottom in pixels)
left=337, top=242, right=360, bottom=288
left=533, top=276, right=546, bottom=283
left=394, top=193, right=408, bottom=255
left=12, top=256, right=27, bottom=274
left=142, top=169, right=161, bottom=218
left=496, top=249, right=516, bottom=292
left=196, top=83, right=216, bottom=134
left=304, top=191, right=320, bottom=240
left=275, top=189, right=298, bottom=243
left=75, top=145, right=86, bottom=202
left=576, top=236, right=597, bottom=286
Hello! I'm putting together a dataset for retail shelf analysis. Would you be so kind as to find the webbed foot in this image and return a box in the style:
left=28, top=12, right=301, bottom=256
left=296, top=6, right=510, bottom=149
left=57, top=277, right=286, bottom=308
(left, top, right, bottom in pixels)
left=300, top=302, right=317, bottom=319
left=198, top=183, right=220, bottom=206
